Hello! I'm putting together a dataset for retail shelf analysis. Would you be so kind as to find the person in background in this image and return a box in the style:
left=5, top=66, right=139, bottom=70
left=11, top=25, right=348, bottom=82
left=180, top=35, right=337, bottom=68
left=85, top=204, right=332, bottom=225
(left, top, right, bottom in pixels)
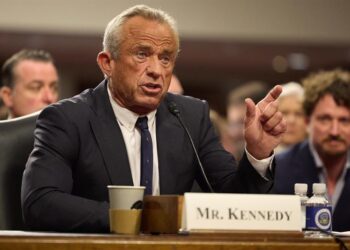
left=275, top=82, right=307, bottom=153
left=209, top=109, right=232, bottom=149
left=167, top=74, right=231, bottom=151
left=0, top=49, right=59, bottom=119
left=226, top=81, right=269, bottom=160
left=167, top=75, right=233, bottom=192
left=22, top=5, right=286, bottom=232
left=274, top=69, right=350, bottom=231
left=167, top=74, right=183, bottom=95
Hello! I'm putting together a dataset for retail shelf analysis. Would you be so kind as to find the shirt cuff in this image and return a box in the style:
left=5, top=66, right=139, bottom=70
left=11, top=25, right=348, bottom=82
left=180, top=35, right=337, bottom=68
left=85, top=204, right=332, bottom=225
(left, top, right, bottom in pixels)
left=245, top=147, right=274, bottom=179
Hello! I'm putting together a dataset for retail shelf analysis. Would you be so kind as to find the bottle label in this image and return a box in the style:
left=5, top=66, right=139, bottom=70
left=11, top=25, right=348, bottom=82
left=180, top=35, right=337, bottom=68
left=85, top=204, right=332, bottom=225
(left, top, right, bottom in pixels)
left=301, top=206, right=306, bottom=229
left=306, top=206, right=332, bottom=231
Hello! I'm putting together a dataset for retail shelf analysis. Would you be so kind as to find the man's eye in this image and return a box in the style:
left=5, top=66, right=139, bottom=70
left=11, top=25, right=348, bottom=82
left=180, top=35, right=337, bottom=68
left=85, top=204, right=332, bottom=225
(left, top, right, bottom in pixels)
left=27, top=84, right=42, bottom=92
left=316, top=116, right=332, bottom=125
left=339, top=117, right=350, bottom=125
left=160, top=55, right=172, bottom=65
left=136, top=51, right=147, bottom=59
left=161, top=56, right=170, bottom=64
left=50, top=84, right=59, bottom=93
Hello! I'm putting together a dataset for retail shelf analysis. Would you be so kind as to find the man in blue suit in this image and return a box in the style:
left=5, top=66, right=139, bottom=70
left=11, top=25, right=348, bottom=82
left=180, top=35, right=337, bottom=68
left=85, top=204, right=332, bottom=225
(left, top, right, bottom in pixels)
left=275, top=69, right=350, bottom=231
left=21, top=5, right=286, bottom=232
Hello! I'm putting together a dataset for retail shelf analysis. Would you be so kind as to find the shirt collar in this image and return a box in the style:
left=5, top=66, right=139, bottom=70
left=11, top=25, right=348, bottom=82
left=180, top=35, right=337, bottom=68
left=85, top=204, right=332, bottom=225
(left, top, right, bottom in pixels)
left=107, top=83, right=157, bottom=131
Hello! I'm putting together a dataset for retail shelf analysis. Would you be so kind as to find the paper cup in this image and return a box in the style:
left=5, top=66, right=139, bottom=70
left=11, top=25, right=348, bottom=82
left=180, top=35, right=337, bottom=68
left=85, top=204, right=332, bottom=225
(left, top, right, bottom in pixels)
left=107, top=185, right=145, bottom=234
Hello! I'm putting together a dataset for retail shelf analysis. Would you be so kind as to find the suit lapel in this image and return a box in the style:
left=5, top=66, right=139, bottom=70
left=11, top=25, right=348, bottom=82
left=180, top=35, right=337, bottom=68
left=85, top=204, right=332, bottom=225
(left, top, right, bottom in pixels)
left=156, top=99, right=184, bottom=194
left=296, top=142, right=319, bottom=174
left=333, top=169, right=350, bottom=228
left=295, top=141, right=322, bottom=194
left=88, top=81, right=133, bottom=185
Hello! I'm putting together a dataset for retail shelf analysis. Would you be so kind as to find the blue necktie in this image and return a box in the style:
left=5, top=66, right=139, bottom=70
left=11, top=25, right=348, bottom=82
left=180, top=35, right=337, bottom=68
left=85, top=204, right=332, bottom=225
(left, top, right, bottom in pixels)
left=136, top=117, right=153, bottom=195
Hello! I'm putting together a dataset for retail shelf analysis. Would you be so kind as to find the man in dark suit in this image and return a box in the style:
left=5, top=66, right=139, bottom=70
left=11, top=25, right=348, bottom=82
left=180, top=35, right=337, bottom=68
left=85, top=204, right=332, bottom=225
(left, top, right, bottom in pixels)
left=21, top=5, right=286, bottom=232
left=274, top=69, right=350, bottom=231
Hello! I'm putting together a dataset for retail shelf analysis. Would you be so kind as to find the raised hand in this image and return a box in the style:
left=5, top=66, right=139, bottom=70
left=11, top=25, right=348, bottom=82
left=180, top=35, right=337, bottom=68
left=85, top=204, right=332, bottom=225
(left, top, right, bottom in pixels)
left=244, top=85, right=287, bottom=159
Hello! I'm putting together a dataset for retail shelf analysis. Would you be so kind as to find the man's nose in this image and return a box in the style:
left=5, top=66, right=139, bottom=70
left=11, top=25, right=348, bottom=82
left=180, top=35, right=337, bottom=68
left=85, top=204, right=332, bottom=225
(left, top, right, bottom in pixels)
left=42, top=87, right=57, bottom=104
left=329, top=120, right=340, bottom=135
left=146, top=57, right=162, bottom=79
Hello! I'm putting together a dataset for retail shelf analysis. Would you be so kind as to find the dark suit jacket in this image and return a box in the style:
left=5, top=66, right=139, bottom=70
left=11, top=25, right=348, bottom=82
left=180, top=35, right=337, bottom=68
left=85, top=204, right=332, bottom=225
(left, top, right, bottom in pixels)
left=21, top=80, right=273, bottom=233
left=274, top=140, right=350, bottom=231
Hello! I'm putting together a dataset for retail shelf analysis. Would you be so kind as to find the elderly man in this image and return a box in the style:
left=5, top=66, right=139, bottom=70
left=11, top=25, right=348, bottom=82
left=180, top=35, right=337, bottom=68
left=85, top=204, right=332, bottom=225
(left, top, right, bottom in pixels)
left=275, top=82, right=307, bottom=153
left=22, top=5, right=286, bottom=232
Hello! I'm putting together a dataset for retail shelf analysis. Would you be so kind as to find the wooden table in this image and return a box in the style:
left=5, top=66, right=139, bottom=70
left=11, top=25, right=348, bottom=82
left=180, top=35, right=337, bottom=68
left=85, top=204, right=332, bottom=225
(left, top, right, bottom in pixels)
left=0, top=230, right=348, bottom=250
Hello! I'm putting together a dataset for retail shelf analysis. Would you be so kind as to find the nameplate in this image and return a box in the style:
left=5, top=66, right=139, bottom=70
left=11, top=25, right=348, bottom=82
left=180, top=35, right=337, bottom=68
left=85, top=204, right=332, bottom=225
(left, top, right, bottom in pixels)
left=181, top=193, right=301, bottom=232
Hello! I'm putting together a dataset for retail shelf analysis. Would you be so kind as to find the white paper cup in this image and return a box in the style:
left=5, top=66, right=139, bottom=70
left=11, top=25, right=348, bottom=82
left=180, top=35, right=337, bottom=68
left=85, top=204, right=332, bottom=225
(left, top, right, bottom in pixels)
left=107, top=185, right=145, bottom=234
left=107, top=185, right=145, bottom=210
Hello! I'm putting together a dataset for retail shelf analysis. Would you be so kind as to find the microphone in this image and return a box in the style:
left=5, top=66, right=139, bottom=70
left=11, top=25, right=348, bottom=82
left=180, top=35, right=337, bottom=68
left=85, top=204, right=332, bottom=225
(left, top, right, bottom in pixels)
left=168, top=101, right=214, bottom=193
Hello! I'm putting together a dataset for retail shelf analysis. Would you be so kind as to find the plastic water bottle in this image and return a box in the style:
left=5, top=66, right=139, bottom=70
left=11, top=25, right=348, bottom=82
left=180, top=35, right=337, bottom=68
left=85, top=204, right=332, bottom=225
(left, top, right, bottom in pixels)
left=294, top=183, right=308, bottom=230
left=305, top=183, right=332, bottom=237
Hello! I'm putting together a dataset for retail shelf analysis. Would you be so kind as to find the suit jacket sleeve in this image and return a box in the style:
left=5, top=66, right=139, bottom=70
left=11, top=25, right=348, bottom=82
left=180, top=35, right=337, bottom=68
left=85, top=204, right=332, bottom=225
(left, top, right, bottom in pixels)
left=21, top=104, right=110, bottom=233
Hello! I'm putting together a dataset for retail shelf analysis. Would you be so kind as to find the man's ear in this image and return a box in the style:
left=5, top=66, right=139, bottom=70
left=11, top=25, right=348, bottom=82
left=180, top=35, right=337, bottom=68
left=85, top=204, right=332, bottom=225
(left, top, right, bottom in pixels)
left=97, top=51, right=113, bottom=78
left=0, top=86, right=13, bottom=108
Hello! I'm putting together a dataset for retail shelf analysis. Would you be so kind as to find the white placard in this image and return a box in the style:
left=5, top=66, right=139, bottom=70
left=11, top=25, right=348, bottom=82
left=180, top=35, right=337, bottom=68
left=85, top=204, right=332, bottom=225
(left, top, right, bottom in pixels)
left=181, top=193, right=301, bottom=232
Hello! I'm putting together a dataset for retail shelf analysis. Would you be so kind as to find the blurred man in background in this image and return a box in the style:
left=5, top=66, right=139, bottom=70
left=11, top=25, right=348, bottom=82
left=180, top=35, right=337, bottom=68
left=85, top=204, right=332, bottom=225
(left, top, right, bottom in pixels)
left=226, top=81, right=269, bottom=160
left=274, top=69, right=350, bottom=231
left=168, top=74, right=232, bottom=155
left=167, top=74, right=183, bottom=95
left=0, top=49, right=59, bottom=119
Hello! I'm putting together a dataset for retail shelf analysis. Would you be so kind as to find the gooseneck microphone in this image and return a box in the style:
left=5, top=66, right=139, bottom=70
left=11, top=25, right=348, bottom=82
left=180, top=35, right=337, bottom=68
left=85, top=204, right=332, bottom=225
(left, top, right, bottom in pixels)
left=167, top=101, right=214, bottom=193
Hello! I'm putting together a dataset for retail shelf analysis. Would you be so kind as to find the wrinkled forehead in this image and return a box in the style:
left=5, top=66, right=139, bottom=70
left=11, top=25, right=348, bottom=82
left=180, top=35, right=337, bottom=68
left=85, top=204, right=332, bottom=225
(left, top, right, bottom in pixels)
left=122, top=16, right=179, bottom=50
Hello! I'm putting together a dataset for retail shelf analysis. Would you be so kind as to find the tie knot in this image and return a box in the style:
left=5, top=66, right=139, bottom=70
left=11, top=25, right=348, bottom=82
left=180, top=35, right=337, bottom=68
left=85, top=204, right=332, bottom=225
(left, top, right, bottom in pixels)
left=136, top=116, right=149, bottom=131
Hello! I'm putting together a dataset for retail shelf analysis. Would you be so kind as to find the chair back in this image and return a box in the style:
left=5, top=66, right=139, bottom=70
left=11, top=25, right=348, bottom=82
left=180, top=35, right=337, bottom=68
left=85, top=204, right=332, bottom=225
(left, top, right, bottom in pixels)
left=0, top=111, right=39, bottom=229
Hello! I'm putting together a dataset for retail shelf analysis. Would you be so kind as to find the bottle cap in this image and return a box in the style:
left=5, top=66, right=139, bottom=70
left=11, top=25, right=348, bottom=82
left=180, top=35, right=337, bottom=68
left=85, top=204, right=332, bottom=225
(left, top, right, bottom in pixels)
left=312, top=183, right=326, bottom=194
left=294, top=183, right=307, bottom=194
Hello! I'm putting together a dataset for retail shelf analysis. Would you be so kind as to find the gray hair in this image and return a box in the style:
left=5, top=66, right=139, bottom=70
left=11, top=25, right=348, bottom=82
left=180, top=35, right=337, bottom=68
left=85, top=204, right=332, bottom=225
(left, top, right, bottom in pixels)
left=279, top=82, right=304, bottom=101
left=103, top=5, right=179, bottom=59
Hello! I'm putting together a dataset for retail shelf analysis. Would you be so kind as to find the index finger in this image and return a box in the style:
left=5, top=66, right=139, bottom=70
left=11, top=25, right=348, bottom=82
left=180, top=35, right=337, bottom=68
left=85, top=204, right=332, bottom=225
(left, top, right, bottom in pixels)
left=258, top=85, right=282, bottom=111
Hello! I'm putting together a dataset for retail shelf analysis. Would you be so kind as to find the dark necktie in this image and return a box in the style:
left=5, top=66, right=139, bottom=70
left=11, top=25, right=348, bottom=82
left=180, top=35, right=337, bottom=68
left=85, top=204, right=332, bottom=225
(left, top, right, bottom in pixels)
left=136, top=116, right=153, bottom=195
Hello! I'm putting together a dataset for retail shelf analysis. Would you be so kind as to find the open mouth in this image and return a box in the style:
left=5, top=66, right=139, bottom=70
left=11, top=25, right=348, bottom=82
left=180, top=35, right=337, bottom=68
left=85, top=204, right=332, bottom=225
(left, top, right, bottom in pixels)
left=141, top=83, right=162, bottom=94
left=145, top=83, right=159, bottom=89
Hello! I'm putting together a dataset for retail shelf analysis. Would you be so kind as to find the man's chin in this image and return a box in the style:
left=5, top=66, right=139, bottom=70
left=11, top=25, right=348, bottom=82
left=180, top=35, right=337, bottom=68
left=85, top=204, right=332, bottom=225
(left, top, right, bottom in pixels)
left=143, top=95, right=164, bottom=106
left=132, top=101, right=161, bottom=115
left=322, top=147, right=347, bottom=157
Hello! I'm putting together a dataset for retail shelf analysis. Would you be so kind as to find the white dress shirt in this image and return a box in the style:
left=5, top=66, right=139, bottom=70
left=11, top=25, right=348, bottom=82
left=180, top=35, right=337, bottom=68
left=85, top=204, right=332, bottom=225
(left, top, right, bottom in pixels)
left=108, top=88, right=159, bottom=195
left=309, top=138, right=350, bottom=209
left=107, top=86, right=272, bottom=194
